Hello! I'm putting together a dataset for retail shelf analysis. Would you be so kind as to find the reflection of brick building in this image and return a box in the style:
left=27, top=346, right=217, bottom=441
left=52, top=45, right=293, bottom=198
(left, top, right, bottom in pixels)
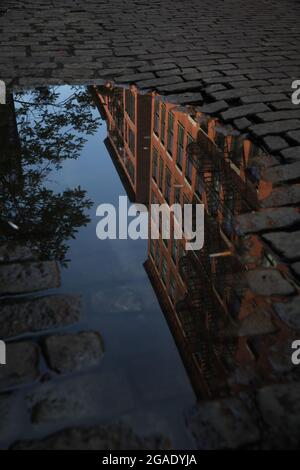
left=93, top=85, right=152, bottom=204
left=93, top=86, right=298, bottom=400
left=145, top=94, right=295, bottom=399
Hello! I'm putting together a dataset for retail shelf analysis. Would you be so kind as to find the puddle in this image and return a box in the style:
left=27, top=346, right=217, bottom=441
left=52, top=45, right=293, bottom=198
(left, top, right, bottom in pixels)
left=0, top=83, right=298, bottom=449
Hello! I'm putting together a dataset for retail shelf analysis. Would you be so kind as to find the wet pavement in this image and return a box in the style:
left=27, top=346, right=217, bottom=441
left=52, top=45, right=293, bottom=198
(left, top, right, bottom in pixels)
left=0, top=85, right=196, bottom=449
left=1, top=1, right=300, bottom=147
left=1, top=1, right=300, bottom=231
left=0, top=83, right=300, bottom=449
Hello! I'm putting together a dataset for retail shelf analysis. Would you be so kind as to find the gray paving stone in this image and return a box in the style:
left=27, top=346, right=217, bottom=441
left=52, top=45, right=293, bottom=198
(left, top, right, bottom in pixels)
left=135, top=76, right=183, bottom=90
left=183, top=71, right=221, bottom=81
left=235, top=208, right=300, bottom=234
left=0, top=342, right=39, bottom=390
left=114, top=72, right=155, bottom=84
left=44, top=331, right=104, bottom=373
left=138, top=63, right=175, bottom=73
left=262, top=161, right=300, bottom=183
left=240, top=94, right=287, bottom=104
left=257, top=110, right=300, bottom=122
left=224, top=67, right=267, bottom=76
left=230, top=79, right=270, bottom=89
left=163, top=92, right=203, bottom=104
left=156, top=68, right=184, bottom=79
left=234, top=117, right=252, bottom=131
left=210, top=88, right=259, bottom=101
left=199, top=100, right=228, bottom=114
left=250, top=120, right=300, bottom=137
left=221, top=103, right=269, bottom=121
left=0, top=295, right=82, bottom=339
left=291, top=262, right=300, bottom=277
left=12, top=424, right=168, bottom=450
left=205, top=83, right=226, bottom=94
left=157, top=81, right=202, bottom=93
left=28, top=372, right=134, bottom=425
left=238, top=310, right=277, bottom=336
left=92, top=68, right=133, bottom=77
left=245, top=268, right=294, bottom=296
left=181, top=67, right=199, bottom=74
left=263, top=231, right=300, bottom=260
left=268, top=336, right=297, bottom=375
left=203, top=75, right=248, bottom=85
left=257, top=383, right=300, bottom=448
left=258, top=85, right=292, bottom=94
left=0, top=244, right=35, bottom=264
left=273, top=101, right=300, bottom=111
left=281, top=146, right=300, bottom=163
left=0, top=392, right=23, bottom=442
left=0, top=261, right=60, bottom=295
left=261, top=185, right=300, bottom=208
left=273, top=297, right=300, bottom=329
left=263, top=136, right=289, bottom=152
left=251, top=152, right=280, bottom=174
left=287, top=130, right=300, bottom=145
left=188, top=397, right=260, bottom=450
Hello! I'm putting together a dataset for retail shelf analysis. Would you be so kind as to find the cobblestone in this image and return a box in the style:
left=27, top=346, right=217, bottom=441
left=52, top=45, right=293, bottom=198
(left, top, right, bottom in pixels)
left=0, top=392, right=23, bottom=442
left=12, top=424, right=168, bottom=450
left=263, top=231, right=300, bottom=260
left=245, top=268, right=294, bottom=296
left=292, top=262, right=300, bottom=277
left=257, top=383, right=300, bottom=448
left=237, top=309, right=276, bottom=336
left=44, top=332, right=104, bottom=374
left=281, top=146, right=300, bottom=162
left=1, top=0, right=299, bottom=175
left=0, top=342, right=40, bottom=390
left=28, top=373, right=134, bottom=425
left=235, top=208, right=300, bottom=235
left=260, top=185, right=300, bottom=208
left=250, top=120, right=300, bottom=138
left=262, top=161, right=300, bottom=183
left=287, top=130, right=300, bottom=145
left=1, top=0, right=298, bottom=141
left=234, top=117, right=252, bottom=131
left=188, top=397, right=260, bottom=450
left=199, top=101, right=228, bottom=114
left=257, top=110, right=300, bottom=122
left=0, top=261, right=60, bottom=295
left=164, top=92, right=203, bottom=104
left=263, top=136, right=289, bottom=152
left=274, top=297, right=300, bottom=329
left=135, top=76, right=183, bottom=90
left=240, top=93, right=287, bottom=104
left=0, top=295, right=82, bottom=339
left=0, top=244, right=35, bottom=263
left=157, top=81, right=203, bottom=93
left=220, top=103, right=269, bottom=121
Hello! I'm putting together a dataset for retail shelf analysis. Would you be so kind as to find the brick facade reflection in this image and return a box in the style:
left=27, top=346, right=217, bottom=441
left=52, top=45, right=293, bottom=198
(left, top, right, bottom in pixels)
left=94, top=85, right=295, bottom=400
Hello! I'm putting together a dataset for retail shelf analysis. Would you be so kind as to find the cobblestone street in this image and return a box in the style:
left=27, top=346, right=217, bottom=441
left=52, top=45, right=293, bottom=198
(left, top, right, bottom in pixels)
left=1, top=1, right=300, bottom=152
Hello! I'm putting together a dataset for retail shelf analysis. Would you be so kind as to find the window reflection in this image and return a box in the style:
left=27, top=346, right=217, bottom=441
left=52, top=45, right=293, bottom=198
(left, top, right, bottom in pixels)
left=93, top=84, right=289, bottom=399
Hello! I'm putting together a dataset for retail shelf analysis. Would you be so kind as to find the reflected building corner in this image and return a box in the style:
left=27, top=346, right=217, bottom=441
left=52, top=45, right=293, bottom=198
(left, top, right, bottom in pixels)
left=92, top=84, right=300, bottom=402
left=93, top=84, right=152, bottom=204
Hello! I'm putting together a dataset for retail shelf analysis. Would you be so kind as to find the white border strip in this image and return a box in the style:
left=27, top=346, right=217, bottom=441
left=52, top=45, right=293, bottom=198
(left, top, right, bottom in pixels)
left=0, top=80, right=6, bottom=104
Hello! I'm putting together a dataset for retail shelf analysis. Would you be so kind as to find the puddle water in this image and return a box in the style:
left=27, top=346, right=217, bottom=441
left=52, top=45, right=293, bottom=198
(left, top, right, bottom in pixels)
left=0, top=84, right=295, bottom=449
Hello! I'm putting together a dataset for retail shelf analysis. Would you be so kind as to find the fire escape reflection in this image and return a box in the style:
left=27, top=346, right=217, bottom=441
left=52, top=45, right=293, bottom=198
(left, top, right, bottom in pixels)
left=94, top=84, right=289, bottom=400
